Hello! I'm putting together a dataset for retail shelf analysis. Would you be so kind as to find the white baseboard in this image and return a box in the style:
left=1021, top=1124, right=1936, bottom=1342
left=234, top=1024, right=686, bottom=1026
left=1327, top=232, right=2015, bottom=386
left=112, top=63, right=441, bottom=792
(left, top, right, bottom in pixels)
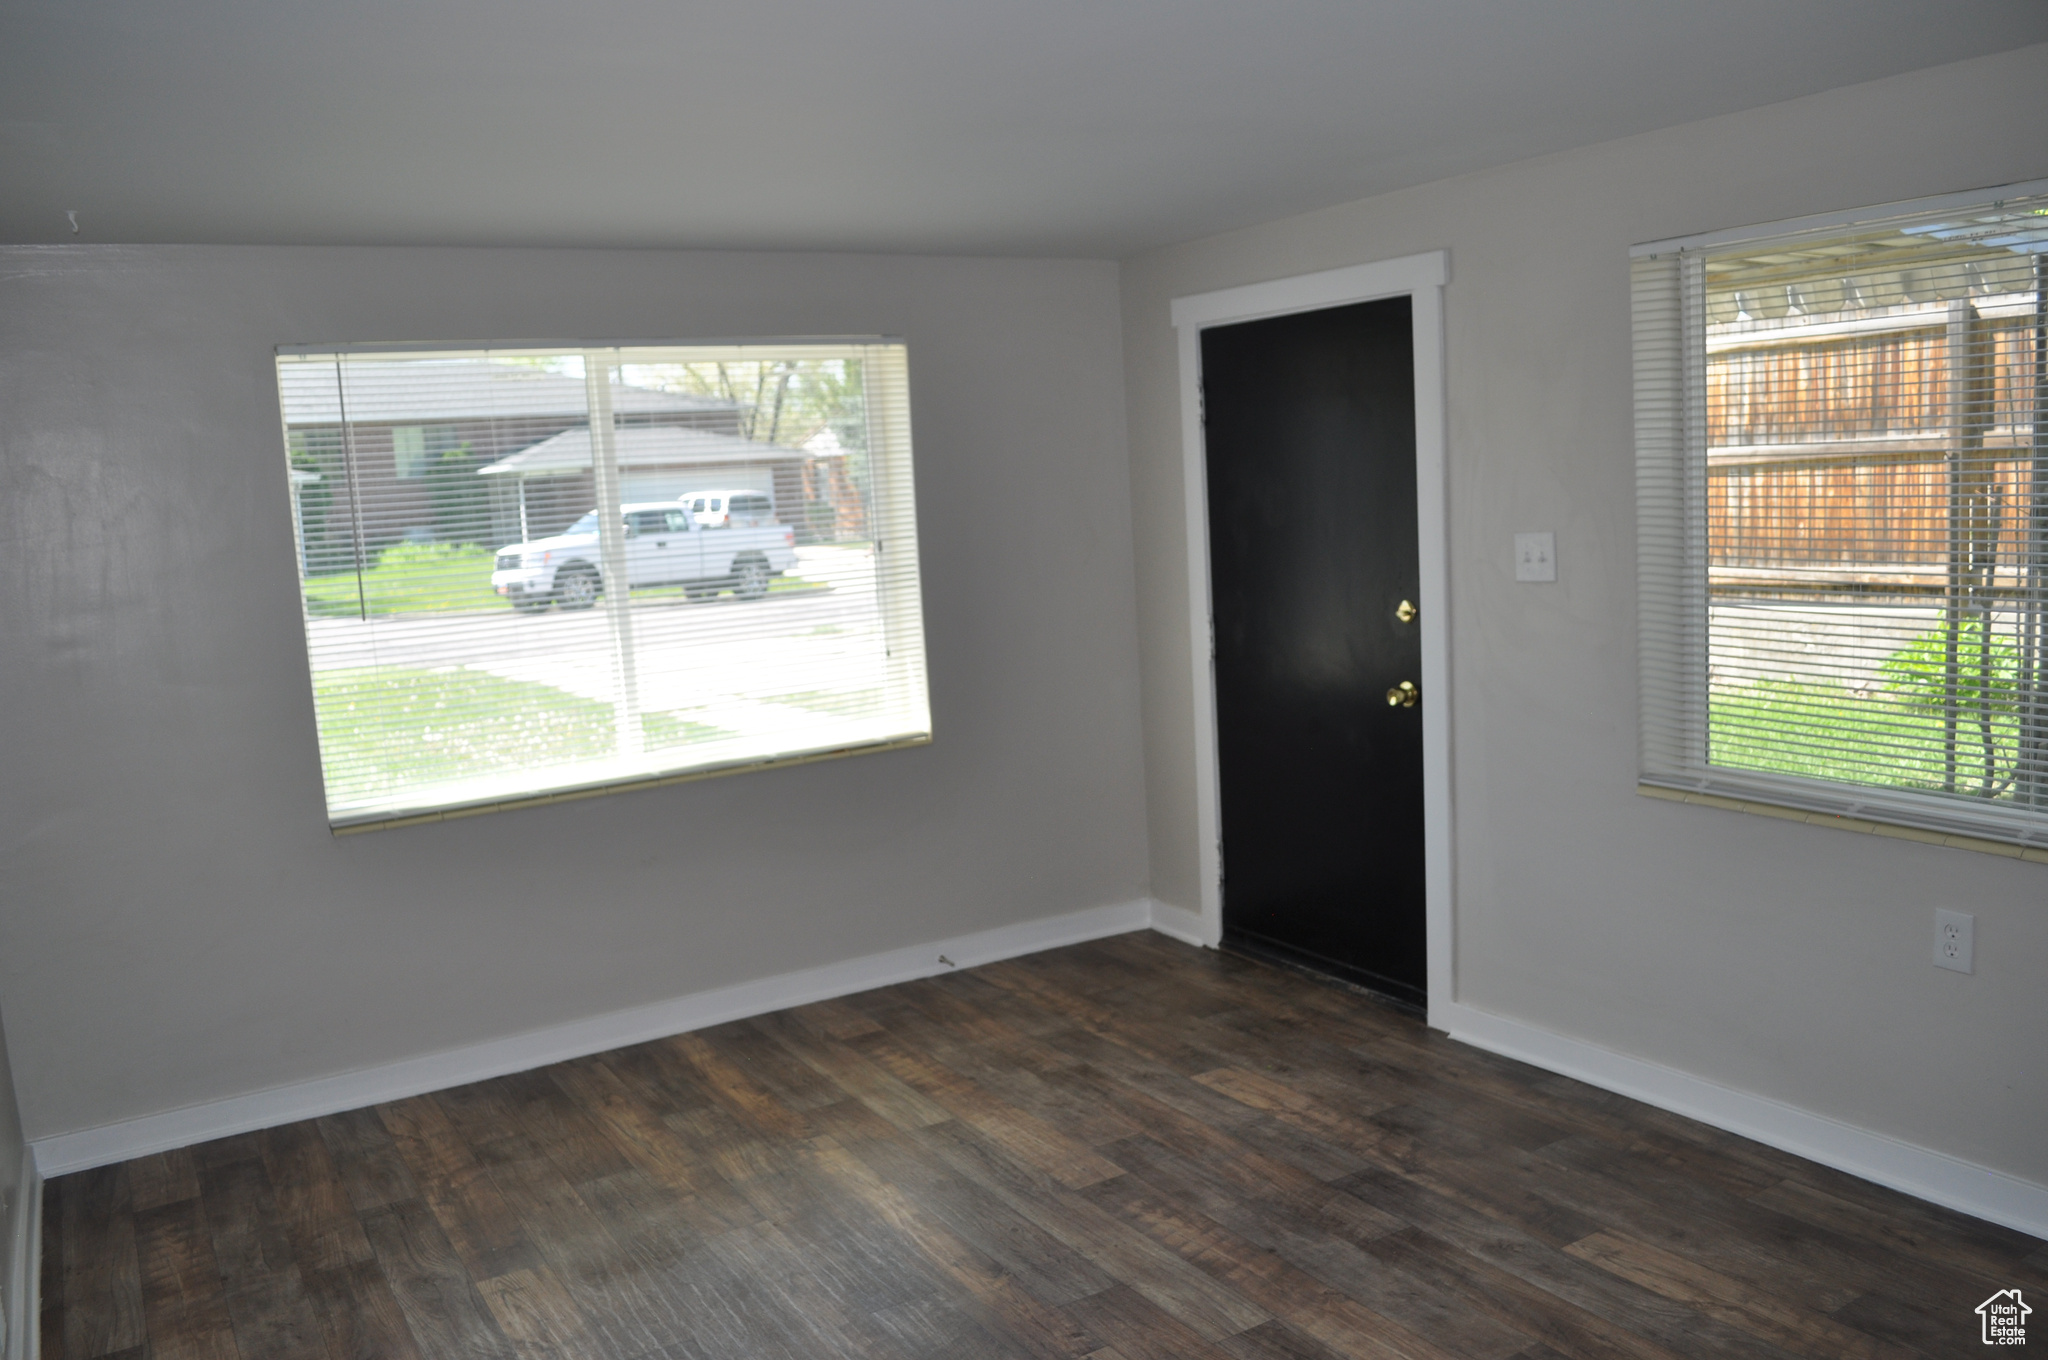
left=1148, top=900, right=1211, bottom=947
left=32, top=899, right=1157, bottom=1178
left=6, top=1148, right=37, bottom=1360
left=1438, top=999, right=2048, bottom=1241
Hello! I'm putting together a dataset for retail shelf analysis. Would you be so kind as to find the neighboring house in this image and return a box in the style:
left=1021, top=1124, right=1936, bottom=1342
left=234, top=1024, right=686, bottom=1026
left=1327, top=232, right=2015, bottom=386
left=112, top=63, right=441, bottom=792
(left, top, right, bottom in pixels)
left=476, top=423, right=821, bottom=544
left=286, top=466, right=324, bottom=574
left=800, top=426, right=871, bottom=542
left=278, top=359, right=741, bottom=569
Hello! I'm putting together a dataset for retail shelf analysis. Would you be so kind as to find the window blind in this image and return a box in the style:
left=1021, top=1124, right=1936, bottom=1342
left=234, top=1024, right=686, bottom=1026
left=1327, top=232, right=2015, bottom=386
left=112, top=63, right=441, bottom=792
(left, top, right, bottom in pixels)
left=276, top=342, right=930, bottom=828
left=1636, top=187, right=2048, bottom=845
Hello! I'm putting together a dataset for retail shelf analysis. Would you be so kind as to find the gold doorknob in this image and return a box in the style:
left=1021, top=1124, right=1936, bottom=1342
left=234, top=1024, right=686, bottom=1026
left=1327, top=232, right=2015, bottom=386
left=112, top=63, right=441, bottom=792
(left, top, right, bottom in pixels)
left=1396, top=599, right=1417, bottom=623
left=1386, top=680, right=1418, bottom=708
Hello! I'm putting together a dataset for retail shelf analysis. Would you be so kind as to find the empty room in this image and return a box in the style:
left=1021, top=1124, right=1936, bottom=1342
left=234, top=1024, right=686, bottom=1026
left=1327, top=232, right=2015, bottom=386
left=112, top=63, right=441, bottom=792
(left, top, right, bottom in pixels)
left=2, top=3, right=2046, bottom=1357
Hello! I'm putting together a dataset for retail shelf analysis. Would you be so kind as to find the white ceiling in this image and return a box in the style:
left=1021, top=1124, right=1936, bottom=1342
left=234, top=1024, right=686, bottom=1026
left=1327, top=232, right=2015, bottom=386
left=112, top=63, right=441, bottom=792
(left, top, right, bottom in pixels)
left=3, top=0, right=2045, bottom=257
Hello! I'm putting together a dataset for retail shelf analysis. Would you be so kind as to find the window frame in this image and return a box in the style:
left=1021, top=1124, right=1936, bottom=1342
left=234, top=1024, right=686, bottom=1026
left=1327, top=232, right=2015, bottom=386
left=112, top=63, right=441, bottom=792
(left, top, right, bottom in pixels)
left=276, top=338, right=931, bottom=832
left=1632, top=178, right=2048, bottom=849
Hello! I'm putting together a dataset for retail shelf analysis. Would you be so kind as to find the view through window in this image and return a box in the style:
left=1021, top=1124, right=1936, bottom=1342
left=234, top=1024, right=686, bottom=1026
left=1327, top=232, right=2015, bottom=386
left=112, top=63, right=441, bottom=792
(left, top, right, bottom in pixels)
left=1637, top=188, right=2048, bottom=841
left=278, top=343, right=930, bottom=828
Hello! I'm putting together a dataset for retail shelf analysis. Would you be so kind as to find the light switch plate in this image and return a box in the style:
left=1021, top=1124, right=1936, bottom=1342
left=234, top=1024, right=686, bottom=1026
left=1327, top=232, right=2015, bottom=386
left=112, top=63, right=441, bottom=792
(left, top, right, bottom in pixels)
left=1934, top=909, right=1974, bottom=974
left=1514, top=531, right=1556, bottom=582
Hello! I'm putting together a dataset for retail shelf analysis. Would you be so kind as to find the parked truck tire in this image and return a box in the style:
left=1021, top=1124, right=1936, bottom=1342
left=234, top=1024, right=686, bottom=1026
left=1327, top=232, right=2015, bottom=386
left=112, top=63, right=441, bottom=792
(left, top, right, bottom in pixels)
left=733, top=556, right=771, bottom=601
left=557, top=565, right=601, bottom=610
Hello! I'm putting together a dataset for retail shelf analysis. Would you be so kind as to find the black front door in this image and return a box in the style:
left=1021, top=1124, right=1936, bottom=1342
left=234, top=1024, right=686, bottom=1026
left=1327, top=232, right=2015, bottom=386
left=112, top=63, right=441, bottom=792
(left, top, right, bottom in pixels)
left=1202, top=296, right=1426, bottom=1007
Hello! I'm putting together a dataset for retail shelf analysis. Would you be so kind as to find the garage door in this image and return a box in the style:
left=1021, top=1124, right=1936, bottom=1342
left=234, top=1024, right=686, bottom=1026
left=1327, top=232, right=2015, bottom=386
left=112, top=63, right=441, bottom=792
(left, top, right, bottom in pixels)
left=622, top=466, right=775, bottom=505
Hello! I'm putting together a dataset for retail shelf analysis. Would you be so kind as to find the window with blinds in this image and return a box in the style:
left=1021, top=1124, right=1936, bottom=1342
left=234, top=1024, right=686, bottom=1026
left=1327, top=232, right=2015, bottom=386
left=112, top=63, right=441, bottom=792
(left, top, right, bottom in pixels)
left=276, top=343, right=930, bottom=829
left=1635, top=185, right=2048, bottom=845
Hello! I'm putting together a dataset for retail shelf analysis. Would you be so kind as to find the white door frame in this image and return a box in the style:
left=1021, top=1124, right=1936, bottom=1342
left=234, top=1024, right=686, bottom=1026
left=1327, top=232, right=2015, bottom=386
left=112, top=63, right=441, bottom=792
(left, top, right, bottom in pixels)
left=1170, top=251, right=1455, bottom=1027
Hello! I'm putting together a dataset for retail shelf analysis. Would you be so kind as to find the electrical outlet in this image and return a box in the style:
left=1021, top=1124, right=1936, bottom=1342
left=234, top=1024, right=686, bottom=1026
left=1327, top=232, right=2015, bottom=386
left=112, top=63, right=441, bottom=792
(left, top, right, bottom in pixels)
left=1514, top=532, right=1556, bottom=582
left=1934, top=909, right=1974, bottom=974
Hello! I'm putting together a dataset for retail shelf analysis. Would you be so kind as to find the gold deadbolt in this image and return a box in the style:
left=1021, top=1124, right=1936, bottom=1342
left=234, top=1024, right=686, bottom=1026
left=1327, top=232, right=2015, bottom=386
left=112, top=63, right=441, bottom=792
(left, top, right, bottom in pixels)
left=1386, top=680, right=1419, bottom=708
left=1396, top=599, right=1417, bottom=623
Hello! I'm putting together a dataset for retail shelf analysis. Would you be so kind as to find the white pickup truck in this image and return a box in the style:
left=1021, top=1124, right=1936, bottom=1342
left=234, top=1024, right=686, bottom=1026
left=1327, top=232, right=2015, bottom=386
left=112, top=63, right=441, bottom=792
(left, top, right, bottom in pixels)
left=491, top=502, right=799, bottom=612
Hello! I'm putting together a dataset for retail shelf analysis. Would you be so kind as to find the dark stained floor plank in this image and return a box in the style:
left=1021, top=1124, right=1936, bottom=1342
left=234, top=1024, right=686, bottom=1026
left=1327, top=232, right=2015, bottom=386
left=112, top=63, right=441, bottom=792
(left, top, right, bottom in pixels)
left=301, top=1258, right=426, bottom=1360
left=60, top=1165, right=144, bottom=1360
left=1829, top=1288, right=1974, bottom=1356
left=378, top=1093, right=543, bottom=1280
left=1331, top=1162, right=1826, bottom=1360
left=842, top=983, right=1151, bottom=1150
left=1216, top=1318, right=1351, bottom=1360
left=1746, top=1172, right=2048, bottom=1294
left=1091, top=1135, right=1530, bottom=1359
left=807, top=1137, right=1102, bottom=1360
left=548, top=1056, right=767, bottom=1233
left=1083, top=1170, right=1477, bottom=1360
left=427, top=1079, right=535, bottom=1163
left=317, top=1107, right=422, bottom=1216
left=707, top=1217, right=925, bottom=1359
left=839, top=1026, right=1127, bottom=1189
left=667, top=1031, right=815, bottom=1143
left=259, top=1121, right=375, bottom=1276
left=867, top=1294, right=1040, bottom=1360
left=43, top=936, right=2038, bottom=1359
left=846, top=1130, right=1123, bottom=1307
left=1063, top=1281, right=1243, bottom=1360
left=1348, top=1225, right=1695, bottom=1360
left=492, top=1069, right=639, bottom=1188
left=664, top=1098, right=829, bottom=1227
left=910, top=1120, right=1272, bottom=1342
left=747, top=1010, right=954, bottom=1134
left=1563, top=1228, right=1918, bottom=1359
left=478, top=1154, right=684, bottom=1360
left=188, top=1135, right=263, bottom=1177
left=472, top=1263, right=599, bottom=1360
left=133, top=1197, right=240, bottom=1360
left=194, top=1153, right=339, bottom=1360
left=127, top=1151, right=202, bottom=1216
left=1534, top=1123, right=2018, bottom=1318
left=358, top=1198, right=516, bottom=1360
left=1059, top=1047, right=1373, bottom=1193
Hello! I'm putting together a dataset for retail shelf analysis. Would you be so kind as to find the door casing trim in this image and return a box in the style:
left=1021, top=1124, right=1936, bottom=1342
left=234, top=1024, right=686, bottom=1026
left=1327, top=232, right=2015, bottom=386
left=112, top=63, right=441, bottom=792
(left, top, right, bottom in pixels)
left=1170, top=251, right=1454, bottom=1027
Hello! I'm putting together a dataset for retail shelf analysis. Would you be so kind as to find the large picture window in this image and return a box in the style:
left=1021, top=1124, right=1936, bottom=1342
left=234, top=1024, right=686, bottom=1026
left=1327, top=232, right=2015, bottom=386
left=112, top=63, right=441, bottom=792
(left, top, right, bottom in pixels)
left=277, top=342, right=930, bottom=829
left=1635, top=184, right=2048, bottom=845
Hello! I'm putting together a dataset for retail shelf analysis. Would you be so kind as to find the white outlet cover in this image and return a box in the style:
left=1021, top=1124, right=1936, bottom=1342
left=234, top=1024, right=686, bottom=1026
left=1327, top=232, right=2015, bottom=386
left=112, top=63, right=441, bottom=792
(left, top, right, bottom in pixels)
left=1934, top=908, right=1974, bottom=974
left=1514, top=531, right=1556, bottom=582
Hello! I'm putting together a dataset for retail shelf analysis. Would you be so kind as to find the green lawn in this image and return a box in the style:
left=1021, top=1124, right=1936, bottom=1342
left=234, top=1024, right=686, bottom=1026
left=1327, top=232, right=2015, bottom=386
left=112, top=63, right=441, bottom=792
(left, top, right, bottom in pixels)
left=767, top=689, right=884, bottom=717
left=644, top=712, right=740, bottom=749
left=314, top=666, right=737, bottom=802
left=302, top=543, right=506, bottom=617
left=1710, top=679, right=2015, bottom=797
left=303, top=541, right=819, bottom=617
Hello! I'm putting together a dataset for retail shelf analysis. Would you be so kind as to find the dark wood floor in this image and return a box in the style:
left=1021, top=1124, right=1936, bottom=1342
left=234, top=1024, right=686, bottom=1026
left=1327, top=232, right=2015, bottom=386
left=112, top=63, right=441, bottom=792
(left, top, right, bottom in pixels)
left=42, top=933, right=2047, bottom=1360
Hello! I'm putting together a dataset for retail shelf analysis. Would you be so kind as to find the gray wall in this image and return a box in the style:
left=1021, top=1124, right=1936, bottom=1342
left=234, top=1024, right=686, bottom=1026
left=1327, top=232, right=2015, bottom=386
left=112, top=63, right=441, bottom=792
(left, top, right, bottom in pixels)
left=0, top=245, right=1149, bottom=1141
left=1121, top=44, right=2048, bottom=1184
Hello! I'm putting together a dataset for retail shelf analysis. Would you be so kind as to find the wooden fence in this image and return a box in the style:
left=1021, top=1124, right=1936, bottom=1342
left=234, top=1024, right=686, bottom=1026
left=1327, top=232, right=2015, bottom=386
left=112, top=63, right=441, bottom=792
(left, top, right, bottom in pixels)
left=1707, top=314, right=2041, bottom=589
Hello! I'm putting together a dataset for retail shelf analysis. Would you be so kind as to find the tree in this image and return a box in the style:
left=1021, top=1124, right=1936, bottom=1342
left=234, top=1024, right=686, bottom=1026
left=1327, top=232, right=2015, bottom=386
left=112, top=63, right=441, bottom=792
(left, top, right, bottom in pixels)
left=1881, top=611, right=2020, bottom=797
left=626, top=357, right=867, bottom=453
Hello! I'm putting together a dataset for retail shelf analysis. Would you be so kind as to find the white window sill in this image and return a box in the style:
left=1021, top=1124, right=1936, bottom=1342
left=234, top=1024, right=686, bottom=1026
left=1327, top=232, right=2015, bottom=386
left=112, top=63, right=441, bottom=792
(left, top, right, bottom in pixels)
left=1636, top=783, right=2048, bottom=863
